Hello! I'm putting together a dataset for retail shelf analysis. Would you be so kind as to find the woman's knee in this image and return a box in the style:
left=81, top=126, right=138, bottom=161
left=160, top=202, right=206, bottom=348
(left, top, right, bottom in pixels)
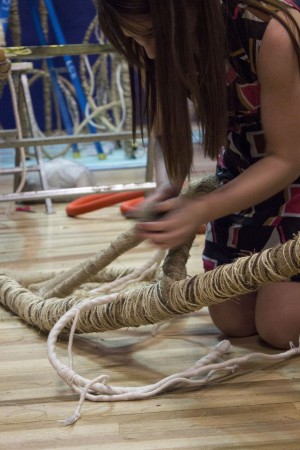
left=255, top=282, right=300, bottom=350
left=209, top=293, right=257, bottom=338
left=256, top=318, right=298, bottom=349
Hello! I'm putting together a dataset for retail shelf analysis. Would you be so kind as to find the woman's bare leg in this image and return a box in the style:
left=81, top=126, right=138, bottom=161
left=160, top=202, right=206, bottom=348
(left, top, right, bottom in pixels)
left=208, top=281, right=300, bottom=349
left=255, top=282, right=300, bottom=349
left=208, top=292, right=257, bottom=338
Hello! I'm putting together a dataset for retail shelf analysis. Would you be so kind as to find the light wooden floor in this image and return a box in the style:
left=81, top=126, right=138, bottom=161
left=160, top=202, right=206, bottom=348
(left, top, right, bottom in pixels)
left=1, top=169, right=300, bottom=450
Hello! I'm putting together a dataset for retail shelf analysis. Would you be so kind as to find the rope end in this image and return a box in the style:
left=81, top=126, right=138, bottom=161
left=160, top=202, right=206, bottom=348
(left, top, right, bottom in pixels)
left=58, top=413, right=81, bottom=426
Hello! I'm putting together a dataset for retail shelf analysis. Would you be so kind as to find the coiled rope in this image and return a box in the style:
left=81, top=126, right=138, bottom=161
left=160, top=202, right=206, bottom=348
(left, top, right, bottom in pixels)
left=1, top=175, right=300, bottom=424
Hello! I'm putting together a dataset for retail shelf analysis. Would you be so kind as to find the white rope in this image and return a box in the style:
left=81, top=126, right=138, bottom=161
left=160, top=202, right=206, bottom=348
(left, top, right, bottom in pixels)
left=7, top=72, right=27, bottom=195
left=47, top=289, right=300, bottom=426
left=115, top=63, right=126, bottom=132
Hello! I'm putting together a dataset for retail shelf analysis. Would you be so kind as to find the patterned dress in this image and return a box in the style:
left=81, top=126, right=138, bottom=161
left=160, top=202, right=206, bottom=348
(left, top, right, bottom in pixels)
left=203, top=0, right=300, bottom=276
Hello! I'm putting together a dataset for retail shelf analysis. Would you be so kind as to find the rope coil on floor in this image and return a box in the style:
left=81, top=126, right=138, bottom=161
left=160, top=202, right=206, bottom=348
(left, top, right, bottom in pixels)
left=1, top=175, right=300, bottom=424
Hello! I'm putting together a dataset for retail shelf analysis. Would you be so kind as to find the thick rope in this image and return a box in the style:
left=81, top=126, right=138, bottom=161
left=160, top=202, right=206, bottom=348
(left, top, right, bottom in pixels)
left=9, top=0, right=21, bottom=47
left=48, top=335, right=300, bottom=425
left=0, top=47, right=29, bottom=201
left=26, top=175, right=218, bottom=299
left=1, top=175, right=300, bottom=424
left=37, top=226, right=144, bottom=299
left=1, top=175, right=300, bottom=333
left=1, top=223, right=300, bottom=334
left=39, top=0, right=52, bottom=134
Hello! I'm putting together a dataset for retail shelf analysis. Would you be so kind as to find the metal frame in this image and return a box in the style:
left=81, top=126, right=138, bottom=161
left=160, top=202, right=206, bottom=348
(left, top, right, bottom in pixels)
left=0, top=182, right=156, bottom=203
left=4, top=43, right=113, bottom=60
left=0, top=43, right=153, bottom=211
left=0, top=131, right=143, bottom=149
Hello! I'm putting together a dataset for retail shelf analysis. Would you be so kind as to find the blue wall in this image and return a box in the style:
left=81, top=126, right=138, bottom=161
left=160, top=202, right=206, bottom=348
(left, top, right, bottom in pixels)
left=1, top=0, right=98, bottom=131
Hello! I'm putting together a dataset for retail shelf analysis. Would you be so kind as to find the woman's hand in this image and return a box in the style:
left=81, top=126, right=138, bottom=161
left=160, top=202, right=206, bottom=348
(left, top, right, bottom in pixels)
left=125, top=182, right=180, bottom=221
left=135, top=195, right=203, bottom=249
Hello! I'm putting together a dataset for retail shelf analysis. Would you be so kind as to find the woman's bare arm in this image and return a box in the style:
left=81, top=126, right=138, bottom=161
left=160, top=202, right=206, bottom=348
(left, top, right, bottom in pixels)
left=137, top=14, right=300, bottom=248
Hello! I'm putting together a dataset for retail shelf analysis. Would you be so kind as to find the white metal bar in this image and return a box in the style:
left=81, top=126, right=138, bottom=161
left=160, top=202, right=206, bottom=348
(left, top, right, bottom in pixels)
left=0, top=131, right=143, bottom=149
left=0, top=182, right=156, bottom=202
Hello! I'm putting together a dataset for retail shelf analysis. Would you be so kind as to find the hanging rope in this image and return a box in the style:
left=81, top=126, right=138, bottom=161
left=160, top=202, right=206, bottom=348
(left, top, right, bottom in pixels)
left=39, top=0, right=52, bottom=134
left=0, top=47, right=28, bottom=198
left=78, top=16, right=130, bottom=140
left=9, top=0, right=21, bottom=47
left=0, top=48, right=10, bottom=80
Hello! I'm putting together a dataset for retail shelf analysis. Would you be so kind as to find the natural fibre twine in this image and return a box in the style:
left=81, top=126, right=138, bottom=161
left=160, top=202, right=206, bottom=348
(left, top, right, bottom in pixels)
left=1, top=175, right=300, bottom=334
left=1, top=175, right=300, bottom=425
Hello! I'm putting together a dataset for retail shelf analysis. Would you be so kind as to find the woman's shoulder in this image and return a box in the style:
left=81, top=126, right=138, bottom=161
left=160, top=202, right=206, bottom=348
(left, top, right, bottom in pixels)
left=257, top=8, right=300, bottom=85
left=222, top=0, right=300, bottom=29
left=224, top=1, right=300, bottom=72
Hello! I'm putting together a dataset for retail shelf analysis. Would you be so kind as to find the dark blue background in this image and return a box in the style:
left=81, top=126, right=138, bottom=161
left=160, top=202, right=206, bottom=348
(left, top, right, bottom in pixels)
left=1, top=0, right=98, bottom=130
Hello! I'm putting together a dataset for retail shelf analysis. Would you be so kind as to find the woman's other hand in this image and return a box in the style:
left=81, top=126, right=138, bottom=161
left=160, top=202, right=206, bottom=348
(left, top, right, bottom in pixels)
left=135, top=195, right=202, bottom=249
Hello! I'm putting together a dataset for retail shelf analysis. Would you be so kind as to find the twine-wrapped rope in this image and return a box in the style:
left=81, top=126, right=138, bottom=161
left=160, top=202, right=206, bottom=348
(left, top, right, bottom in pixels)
left=46, top=224, right=300, bottom=425
left=0, top=175, right=213, bottom=332
left=35, top=227, right=144, bottom=299
left=1, top=231, right=299, bottom=333
left=1, top=175, right=300, bottom=333
left=1, top=175, right=300, bottom=425
left=0, top=48, right=11, bottom=81
left=19, top=175, right=219, bottom=300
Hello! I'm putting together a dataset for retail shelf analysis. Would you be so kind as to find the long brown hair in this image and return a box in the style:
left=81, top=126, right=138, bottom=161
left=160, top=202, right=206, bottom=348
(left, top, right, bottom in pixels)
left=96, top=0, right=300, bottom=185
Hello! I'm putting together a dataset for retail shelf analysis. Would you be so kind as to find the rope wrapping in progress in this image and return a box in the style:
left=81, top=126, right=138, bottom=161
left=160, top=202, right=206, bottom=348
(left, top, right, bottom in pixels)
left=1, top=175, right=300, bottom=334
left=0, top=229, right=299, bottom=334
left=1, top=175, right=300, bottom=424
